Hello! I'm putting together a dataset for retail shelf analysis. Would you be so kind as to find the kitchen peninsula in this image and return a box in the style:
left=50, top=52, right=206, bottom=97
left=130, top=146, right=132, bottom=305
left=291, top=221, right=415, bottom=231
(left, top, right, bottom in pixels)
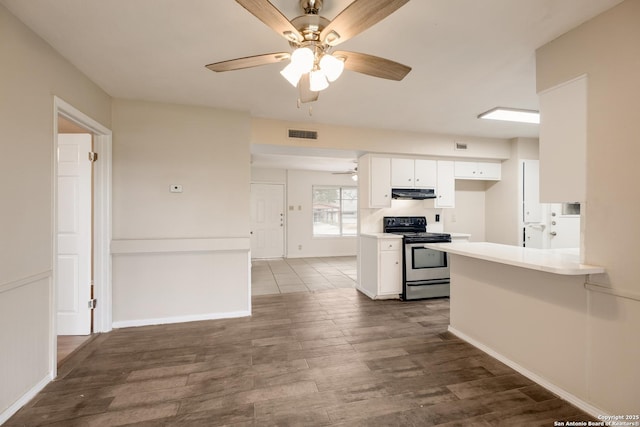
left=425, top=242, right=605, bottom=414
left=425, top=241, right=606, bottom=415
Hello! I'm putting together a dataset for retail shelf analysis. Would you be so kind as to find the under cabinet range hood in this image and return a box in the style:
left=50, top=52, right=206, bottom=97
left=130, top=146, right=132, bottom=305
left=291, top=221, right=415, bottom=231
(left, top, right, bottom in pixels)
left=391, top=188, right=437, bottom=200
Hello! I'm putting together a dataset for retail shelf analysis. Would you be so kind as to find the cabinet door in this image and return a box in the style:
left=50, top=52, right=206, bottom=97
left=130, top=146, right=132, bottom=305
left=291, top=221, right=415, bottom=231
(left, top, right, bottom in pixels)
left=370, top=157, right=391, bottom=208
left=379, top=249, right=402, bottom=295
left=391, top=158, right=414, bottom=187
left=477, top=162, right=501, bottom=180
left=414, top=159, right=437, bottom=188
left=435, top=160, right=455, bottom=208
left=454, top=161, right=477, bottom=179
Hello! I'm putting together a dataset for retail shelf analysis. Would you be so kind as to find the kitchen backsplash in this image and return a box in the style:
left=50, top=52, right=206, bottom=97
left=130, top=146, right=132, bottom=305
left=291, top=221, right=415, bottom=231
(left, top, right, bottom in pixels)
left=360, top=199, right=444, bottom=233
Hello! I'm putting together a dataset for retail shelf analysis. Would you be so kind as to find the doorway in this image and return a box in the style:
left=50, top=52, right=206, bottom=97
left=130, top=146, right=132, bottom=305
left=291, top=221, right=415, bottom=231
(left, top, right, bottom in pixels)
left=250, top=183, right=285, bottom=258
left=53, top=97, right=112, bottom=374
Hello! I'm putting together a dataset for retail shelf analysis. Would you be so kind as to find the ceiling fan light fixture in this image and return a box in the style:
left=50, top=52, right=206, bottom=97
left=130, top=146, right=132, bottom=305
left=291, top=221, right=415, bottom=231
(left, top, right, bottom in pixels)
left=280, top=63, right=303, bottom=87
left=290, top=47, right=315, bottom=73
left=309, top=69, right=329, bottom=91
left=319, top=53, right=344, bottom=82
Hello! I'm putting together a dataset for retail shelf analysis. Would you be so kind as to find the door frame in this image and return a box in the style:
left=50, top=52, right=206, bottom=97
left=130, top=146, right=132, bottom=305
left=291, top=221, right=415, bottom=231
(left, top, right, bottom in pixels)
left=52, top=97, right=112, bottom=375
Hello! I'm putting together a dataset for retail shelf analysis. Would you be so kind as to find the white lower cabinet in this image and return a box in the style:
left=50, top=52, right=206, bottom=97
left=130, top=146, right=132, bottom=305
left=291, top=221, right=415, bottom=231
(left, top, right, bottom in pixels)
left=359, top=236, right=402, bottom=299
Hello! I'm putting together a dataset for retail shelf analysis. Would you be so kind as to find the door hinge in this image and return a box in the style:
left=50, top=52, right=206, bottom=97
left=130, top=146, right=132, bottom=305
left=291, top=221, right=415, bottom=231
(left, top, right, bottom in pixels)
left=88, top=152, right=98, bottom=162
left=88, top=298, right=97, bottom=309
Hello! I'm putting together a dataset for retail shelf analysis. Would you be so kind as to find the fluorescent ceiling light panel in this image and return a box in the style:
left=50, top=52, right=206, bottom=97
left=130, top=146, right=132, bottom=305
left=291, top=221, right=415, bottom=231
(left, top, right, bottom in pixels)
left=478, top=107, right=540, bottom=124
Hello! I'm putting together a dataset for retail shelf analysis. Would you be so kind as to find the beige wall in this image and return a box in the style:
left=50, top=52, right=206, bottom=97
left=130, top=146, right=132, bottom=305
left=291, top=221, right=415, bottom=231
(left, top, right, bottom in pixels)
left=111, top=99, right=251, bottom=326
left=250, top=168, right=359, bottom=258
left=445, top=180, right=487, bottom=242
left=485, top=138, right=539, bottom=245
left=252, top=118, right=512, bottom=160
left=285, top=169, right=358, bottom=258
left=536, top=0, right=639, bottom=413
left=0, top=4, right=111, bottom=421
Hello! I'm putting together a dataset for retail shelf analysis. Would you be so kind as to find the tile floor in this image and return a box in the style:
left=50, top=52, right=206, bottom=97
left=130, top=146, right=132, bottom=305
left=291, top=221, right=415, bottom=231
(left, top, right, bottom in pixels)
left=251, top=256, right=358, bottom=296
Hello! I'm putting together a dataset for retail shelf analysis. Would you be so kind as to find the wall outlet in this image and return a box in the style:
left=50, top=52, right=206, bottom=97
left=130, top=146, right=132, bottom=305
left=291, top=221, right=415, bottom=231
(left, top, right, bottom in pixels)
left=170, top=184, right=183, bottom=193
left=298, top=245, right=302, bottom=250
left=451, top=214, right=457, bottom=223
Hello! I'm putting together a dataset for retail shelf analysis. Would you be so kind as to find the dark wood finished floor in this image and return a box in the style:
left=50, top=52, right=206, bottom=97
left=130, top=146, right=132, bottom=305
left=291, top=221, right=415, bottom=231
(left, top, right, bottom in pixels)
left=7, top=289, right=594, bottom=426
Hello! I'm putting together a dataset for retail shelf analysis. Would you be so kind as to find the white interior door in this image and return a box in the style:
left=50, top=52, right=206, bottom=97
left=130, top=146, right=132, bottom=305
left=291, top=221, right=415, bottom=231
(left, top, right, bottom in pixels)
left=57, top=134, right=92, bottom=335
left=250, top=183, right=285, bottom=259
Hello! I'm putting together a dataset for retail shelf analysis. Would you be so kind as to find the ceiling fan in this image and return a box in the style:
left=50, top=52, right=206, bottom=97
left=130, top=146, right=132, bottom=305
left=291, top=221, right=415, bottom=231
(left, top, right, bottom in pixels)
left=332, top=165, right=358, bottom=181
left=206, top=0, right=412, bottom=104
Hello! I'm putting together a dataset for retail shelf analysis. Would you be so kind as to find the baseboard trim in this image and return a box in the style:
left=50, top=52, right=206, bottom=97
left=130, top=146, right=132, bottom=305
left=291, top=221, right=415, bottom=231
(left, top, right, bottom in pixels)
left=447, top=326, right=608, bottom=419
left=112, top=310, right=251, bottom=329
left=0, top=373, right=52, bottom=425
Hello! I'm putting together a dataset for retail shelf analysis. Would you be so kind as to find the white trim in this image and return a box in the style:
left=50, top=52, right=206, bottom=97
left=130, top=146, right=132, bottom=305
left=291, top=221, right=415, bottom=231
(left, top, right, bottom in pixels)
left=53, top=98, right=113, bottom=352
left=110, top=237, right=250, bottom=255
left=112, top=310, right=251, bottom=329
left=0, top=373, right=53, bottom=425
left=247, top=251, right=252, bottom=316
left=0, top=271, right=51, bottom=294
left=447, top=326, right=608, bottom=419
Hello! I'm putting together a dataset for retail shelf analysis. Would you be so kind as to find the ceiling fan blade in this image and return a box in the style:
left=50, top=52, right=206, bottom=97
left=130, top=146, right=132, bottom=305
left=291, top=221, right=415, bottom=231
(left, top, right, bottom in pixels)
left=236, top=0, right=303, bottom=43
left=206, top=52, right=290, bottom=72
left=298, top=74, right=319, bottom=103
left=334, top=51, right=411, bottom=81
left=320, top=0, right=409, bottom=46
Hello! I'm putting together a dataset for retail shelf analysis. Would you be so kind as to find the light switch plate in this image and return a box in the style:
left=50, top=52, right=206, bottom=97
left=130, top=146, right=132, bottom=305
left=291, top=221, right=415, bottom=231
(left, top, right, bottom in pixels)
left=170, top=184, right=183, bottom=193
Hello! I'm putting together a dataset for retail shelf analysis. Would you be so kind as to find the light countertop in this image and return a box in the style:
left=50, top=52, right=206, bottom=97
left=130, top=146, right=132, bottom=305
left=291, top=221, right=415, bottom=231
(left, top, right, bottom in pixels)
left=424, top=242, right=605, bottom=276
left=360, top=233, right=403, bottom=239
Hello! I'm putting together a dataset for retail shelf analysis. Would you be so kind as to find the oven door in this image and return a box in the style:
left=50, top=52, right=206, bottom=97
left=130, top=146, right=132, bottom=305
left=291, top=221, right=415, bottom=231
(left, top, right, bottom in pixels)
left=404, top=243, right=450, bottom=283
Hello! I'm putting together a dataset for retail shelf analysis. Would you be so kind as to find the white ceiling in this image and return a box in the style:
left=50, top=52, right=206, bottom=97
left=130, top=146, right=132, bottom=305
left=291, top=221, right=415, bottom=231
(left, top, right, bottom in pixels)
left=2, top=0, right=622, bottom=170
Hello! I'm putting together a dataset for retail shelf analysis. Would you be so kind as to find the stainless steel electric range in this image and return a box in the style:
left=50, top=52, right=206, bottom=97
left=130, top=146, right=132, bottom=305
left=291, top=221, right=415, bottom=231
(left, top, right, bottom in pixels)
left=383, top=216, right=451, bottom=300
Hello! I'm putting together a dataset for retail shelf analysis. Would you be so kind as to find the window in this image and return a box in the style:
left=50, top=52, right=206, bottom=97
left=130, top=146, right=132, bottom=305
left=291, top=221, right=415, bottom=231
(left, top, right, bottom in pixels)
left=312, top=186, right=357, bottom=236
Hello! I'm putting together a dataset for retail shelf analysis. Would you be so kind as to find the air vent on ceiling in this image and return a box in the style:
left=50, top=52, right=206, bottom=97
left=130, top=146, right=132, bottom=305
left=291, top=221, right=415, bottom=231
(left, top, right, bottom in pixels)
left=455, top=142, right=468, bottom=151
left=288, top=129, right=318, bottom=140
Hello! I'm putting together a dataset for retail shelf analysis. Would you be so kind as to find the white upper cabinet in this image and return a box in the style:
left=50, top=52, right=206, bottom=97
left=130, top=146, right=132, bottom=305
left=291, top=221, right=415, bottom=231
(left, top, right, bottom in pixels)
left=538, top=75, right=587, bottom=202
left=435, top=160, right=455, bottom=208
left=358, top=154, right=392, bottom=209
left=370, top=157, right=391, bottom=208
left=391, top=158, right=414, bottom=187
left=414, top=159, right=437, bottom=188
left=454, top=161, right=501, bottom=180
left=391, top=158, right=437, bottom=188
